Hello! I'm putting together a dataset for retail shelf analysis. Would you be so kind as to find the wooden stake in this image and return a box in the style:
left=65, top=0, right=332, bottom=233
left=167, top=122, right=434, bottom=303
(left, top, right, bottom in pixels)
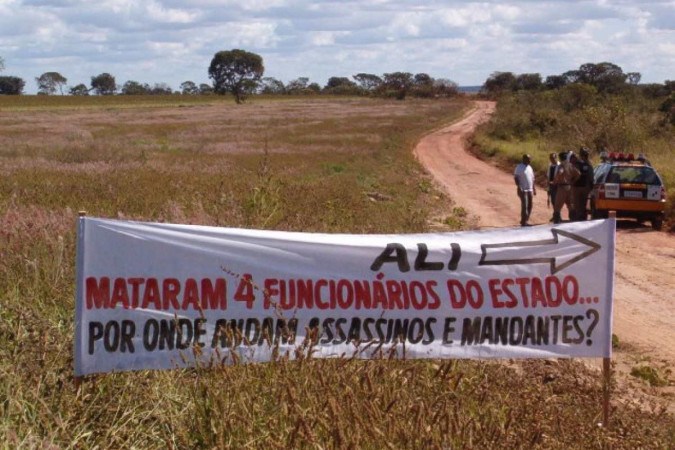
left=74, top=211, right=86, bottom=390
left=602, top=210, right=616, bottom=429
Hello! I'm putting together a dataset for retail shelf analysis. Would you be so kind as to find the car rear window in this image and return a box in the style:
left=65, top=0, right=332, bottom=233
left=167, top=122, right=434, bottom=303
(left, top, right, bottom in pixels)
left=606, top=166, right=661, bottom=185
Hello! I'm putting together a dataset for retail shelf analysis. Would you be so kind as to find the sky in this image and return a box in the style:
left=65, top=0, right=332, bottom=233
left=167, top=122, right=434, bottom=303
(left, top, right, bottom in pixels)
left=0, top=0, right=673, bottom=94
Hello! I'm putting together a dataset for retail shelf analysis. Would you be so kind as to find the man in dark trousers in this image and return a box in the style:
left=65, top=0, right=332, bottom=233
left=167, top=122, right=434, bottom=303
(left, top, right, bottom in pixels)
left=572, top=147, right=594, bottom=221
left=547, top=152, right=559, bottom=221
left=514, top=154, right=536, bottom=226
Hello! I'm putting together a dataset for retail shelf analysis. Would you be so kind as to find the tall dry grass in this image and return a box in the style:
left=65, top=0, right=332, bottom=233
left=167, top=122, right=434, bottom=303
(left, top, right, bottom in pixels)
left=0, top=95, right=673, bottom=448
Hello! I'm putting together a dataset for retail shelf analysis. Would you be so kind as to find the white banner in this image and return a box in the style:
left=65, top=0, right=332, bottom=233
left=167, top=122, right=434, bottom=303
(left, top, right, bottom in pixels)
left=74, top=218, right=615, bottom=375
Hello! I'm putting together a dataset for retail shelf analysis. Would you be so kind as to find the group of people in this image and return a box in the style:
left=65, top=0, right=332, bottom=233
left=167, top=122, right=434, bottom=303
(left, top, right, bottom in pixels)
left=514, top=147, right=594, bottom=226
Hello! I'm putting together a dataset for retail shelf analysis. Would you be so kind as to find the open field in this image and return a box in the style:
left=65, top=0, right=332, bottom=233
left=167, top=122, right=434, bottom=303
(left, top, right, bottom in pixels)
left=1, top=96, right=673, bottom=448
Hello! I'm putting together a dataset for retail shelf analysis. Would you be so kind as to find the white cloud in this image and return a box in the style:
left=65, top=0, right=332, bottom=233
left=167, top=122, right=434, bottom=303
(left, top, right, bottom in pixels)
left=146, top=2, right=199, bottom=23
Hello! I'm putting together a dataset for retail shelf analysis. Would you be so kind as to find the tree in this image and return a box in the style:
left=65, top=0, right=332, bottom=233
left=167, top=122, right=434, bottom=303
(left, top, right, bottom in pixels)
left=481, top=72, right=516, bottom=97
left=561, top=70, right=582, bottom=85
left=69, top=83, right=90, bottom=96
left=575, top=62, right=628, bottom=93
left=381, top=72, right=413, bottom=99
left=515, top=73, right=542, bottom=91
left=0, top=76, right=25, bottom=95
left=121, top=80, right=150, bottom=95
left=208, top=49, right=264, bottom=104
left=433, top=78, right=459, bottom=97
left=353, top=73, right=382, bottom=92
left=323, top=76, right=358, bottom=95
left=180, top=81, right=199, bottom=95
left=307, top=82, right=321, bottom=94
left=199, top=83, right=214, bottom=95
left=626, top=72, right=641, bottom=85
left=91, top=73, right=117, bottom=95
left=411, top=73, right=435, bottom=97
left=286, top=77, right=309, bottom=94
left=544, top=75, right=567, bottom=90
left=36, top=72, right=67, bottom=95
left=0, top=56, right=4, bottom=73
left=258, top=77, right=285, bottom=95
left=150, top=83, right=172, bottom=95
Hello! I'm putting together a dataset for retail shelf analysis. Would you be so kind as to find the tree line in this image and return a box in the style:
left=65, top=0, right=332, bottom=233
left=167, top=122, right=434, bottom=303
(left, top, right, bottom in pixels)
left=480, top=62, right=674, bottom=125
left=0, top=50, right=459, bottom=101
left=1, top=52, right=673, bottom=114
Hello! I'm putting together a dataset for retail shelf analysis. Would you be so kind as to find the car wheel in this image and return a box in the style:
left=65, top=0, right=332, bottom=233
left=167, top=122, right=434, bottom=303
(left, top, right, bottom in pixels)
left=651, top=218, right=663, bottom=231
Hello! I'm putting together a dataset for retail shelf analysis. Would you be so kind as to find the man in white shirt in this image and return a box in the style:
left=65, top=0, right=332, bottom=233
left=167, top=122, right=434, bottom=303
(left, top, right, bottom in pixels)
left=514, top=154, right=536, bottom=226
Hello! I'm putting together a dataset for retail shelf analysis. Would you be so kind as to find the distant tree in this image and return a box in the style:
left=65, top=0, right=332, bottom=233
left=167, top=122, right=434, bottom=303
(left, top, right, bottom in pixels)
left=180, top=81, right=199, bottom=95
left=381, top=72, right=413, bottom=99
left=576, top=62, right=628, bottom=93
left=0, top=76, right=25, bottom=95
left=150, top=83, right=172, bottom=95
left=36, top=72, right=67, bottom=95
left=410, top=73, right=435, bottom=97
left=481, top=72, right=516, bottom=97
left=325, top=76, right=354, bottom=89
left=121, top=80, right=150, bottom=95
left=413, top=73, right=433, bottom=87
left=324, top=76, right=358, bottom=95
left=544, top=75, right=567, bottom=90
left=626, top=72, right=641, bottom=85
left=208, top=49, right=264, bottom=103
left=69, top=83, right=90, bottom=96
left=258, top=77, right=285, bottom=94
left=433, top=78, right=459, bottom=97
left=515, top=73, right=542, bottom=91
left=0, top=56, right=5, bottom=73
left=353, top=73, right=382, bottom=92
left=307, top=82, right=321, bottom=94
left=286, top=77, right=310, bottom=94
left=561, top=70, right=582, bottom=85
left=91, top=73, right=117, bottom=95
left=199, top=83, right=214, bottom=95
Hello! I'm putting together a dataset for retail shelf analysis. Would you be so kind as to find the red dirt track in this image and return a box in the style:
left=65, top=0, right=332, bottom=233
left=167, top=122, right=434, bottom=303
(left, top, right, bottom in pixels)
left=414, top=101, right=675, bottom=370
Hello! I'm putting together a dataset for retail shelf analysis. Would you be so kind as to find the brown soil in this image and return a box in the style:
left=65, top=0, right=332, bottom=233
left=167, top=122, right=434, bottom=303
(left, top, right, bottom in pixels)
left=415, top=101, right=675, bottom=409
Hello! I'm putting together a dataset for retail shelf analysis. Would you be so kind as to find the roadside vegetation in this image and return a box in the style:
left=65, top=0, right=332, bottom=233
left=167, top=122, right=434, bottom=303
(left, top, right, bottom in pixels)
left=473, top=63, right=674, bottom=227
left=1, top=95, right=673, bottom=448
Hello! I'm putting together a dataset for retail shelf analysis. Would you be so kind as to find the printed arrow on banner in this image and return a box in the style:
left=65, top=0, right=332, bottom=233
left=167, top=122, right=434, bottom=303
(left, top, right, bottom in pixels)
left=479, top=229, right=601, bottom=275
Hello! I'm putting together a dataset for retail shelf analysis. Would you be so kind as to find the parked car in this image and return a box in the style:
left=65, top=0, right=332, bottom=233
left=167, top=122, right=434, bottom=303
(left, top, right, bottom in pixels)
left=589, top=153, right=667, bottom=230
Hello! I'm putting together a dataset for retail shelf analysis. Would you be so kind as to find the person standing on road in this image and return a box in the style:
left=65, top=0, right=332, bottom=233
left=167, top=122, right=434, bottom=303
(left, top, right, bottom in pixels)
left=547, top=152, right=559, bottom=221
left=572, top=147, right=594, bottom=221
left=552, top=151, right=580, bottom=224
left=514, top=154, right=536, bottom=226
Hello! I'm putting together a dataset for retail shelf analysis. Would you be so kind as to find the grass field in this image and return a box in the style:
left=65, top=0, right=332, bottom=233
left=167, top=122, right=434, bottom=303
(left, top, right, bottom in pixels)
left=1, top=95, right=673, bottom=448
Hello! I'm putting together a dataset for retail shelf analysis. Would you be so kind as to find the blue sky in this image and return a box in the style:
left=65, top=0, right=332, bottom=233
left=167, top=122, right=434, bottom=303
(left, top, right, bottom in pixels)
left=1, top=0, right=673, bottom=93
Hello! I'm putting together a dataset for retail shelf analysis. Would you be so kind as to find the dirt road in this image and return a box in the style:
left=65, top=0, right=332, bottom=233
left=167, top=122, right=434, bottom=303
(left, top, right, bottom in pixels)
left=415, top=101, right=675, bottom=369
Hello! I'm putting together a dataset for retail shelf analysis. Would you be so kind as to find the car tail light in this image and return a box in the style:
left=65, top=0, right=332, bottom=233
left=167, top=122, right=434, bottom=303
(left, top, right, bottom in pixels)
left=661, top=186, right=667, bottom=201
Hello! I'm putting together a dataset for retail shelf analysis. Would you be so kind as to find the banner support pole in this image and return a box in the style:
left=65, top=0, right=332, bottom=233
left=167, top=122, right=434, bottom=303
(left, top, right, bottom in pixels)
left=602, top=210, right=616, bottom=430
left=74, top=211, right=87, bottom=390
